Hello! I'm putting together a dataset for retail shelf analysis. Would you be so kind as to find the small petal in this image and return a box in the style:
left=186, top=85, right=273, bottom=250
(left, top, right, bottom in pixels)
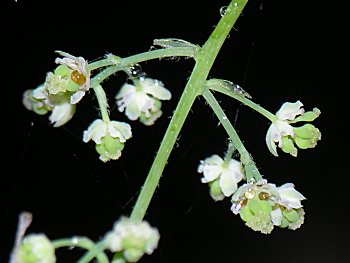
left=142, top=79, right=171, bottom=100
left=265, top=124, right=279, bottom=156
left=271, top=208, right=283, bottom=226
left=219, top=171, right=238, bottom=196
left=83, top=119, right=107, bottom=144
left=278, top=183, right=306, bottom=209
left=108, top=121, right=132, bottom=142
left=70, top=90, right=85, bottom=104
left=49, top=102, right=76, bottom=127
left=276, top=101, right=304, bottom=121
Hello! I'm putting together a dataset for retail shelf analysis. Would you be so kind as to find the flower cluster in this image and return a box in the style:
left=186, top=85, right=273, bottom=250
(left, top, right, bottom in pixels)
left=23, top=51, right=173, bottom=162
left=266, top=101, right=321, bottom=157
left=198, top=154, right=306, bottom=234
left=104, top=217, right=160, bottom=263
left=22, top=51, right=90, bottom=127
left=231, top=179, right=306, bottom=234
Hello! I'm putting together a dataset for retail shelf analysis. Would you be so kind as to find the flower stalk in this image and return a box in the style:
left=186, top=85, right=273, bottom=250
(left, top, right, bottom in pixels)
left=130, top=0, right=249, bottom=221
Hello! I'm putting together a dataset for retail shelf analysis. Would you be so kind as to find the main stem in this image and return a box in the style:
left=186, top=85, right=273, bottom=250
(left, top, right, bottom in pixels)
left=130, top=0, right=248, bottom=221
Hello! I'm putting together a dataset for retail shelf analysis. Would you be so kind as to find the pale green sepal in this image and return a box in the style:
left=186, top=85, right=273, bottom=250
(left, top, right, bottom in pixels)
left=291, top=108, right=321, bottom=123
left=208, top=180, right=225, bottom=201
left=54, top=65, right=71, bottom=77
left=281, top=137, right=298, bottom=156
left=66, top=80, right=80, bottom=92
left=283, top=209, right=299, bottom=222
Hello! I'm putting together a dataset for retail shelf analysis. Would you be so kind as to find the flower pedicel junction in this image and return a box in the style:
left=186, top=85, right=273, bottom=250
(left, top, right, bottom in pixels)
left=13, top=0, right=321, bottom=262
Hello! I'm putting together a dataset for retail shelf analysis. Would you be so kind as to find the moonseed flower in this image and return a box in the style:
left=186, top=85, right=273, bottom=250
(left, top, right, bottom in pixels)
left=44, top=51, right=91, bottom=104
left=231, top=179, right=306, bottom=234
left=116, top=78, right=171, bottom=125
left=83, top=119, right=132, bottom=162
left=22, top=84, right=76, bottom=127
left=266, top=101, right=321, bottom=157
left=104, top=217, right=160, bottom=262
left=12, top=234, right=56, bottom=263
left=197, top=154, right=244, bottom=201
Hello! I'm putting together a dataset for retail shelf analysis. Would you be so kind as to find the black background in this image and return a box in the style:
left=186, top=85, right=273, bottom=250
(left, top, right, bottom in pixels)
left=3, top=0, right=349, bottom=262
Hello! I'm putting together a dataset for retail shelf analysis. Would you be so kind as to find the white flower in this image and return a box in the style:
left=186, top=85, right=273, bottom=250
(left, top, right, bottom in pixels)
left=23, top=85, right=76, bottom=127
left=277, top=183, right=306, bottom=209
left=266, top=101, right=321, bottom=156
left=198, top=154, right=244, bottom=200
left=49, top=99, right=76, bottom=127
left=83, top=119, right=132, bottom=162
left=54, top=51, right=90, bottom=104
left=116, top=78, right=171, bottom=125
left=104, top=217, right=160, bottom=262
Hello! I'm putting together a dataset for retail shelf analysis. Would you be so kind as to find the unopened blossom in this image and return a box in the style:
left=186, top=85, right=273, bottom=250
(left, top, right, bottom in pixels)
left=12, top=234, right=56, bottom=263
left=231, top=179, right=306, bottom=233
left=83, top=119, right=132, bottom=162
left=198, top=154, right=244, bottom=201
left=44, top=51, right=90, bottom=104
left=104, top=217, right=160, bottom=262
left=22, top=84, right=76, bottom=127
left=116, top=78, right=171, bottom=125
left=266, top=101, right=321, bottom=157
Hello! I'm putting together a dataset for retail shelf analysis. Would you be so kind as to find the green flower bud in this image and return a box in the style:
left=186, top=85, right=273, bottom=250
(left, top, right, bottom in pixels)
left=139, top=100, right=163, bottom=126
left=292, top=108, right=321, bottom=123
left=96, top=135, right=124, bottom=162
left=293, top=124, right=321, bottom=149
left=281, top=137, right=298, bottom=156
left=15, top=234, right=56, bottom=263
left=208, top=180, right=225, bottom=201
left=283, top=209, right=299, bottom=222
left=66, top=79, right=80, bottom=92
left=239, top=199, right=274, bottom=234
left=54, top=65, right=71, bottom=77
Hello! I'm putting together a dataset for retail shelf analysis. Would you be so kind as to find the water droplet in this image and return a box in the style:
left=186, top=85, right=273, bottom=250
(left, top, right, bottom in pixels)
left=71, top=70, right=86, bottom=85
left=129, top=64, right=143, bottom=77
left=234, top=2, right=238, bottom=7
left=220, top=6, right=228, bottom=16
left=259, top=192, right=270, bottom=200
left=222, top=116, right=227, bottom=120
left=244, top=189, right=256, bottom=199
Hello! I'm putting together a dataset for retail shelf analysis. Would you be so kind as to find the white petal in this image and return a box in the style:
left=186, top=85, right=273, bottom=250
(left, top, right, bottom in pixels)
left=49, top=102, right=76, bottom=127
left=275, top=120, right=294, bottom=138
left=116, top=83, right=136, bottom=99
left=108, top=121, right=132, bottom=141
left=201, top=165, right=222, bottom=182
left=203, top=155, right=224, bottom=166
left=266, top=124, right=279, bottom=156
left=278, top=183, right=306, bottom=209
left=70, top=90, right=85, bottom=104
left=219, top=170, right=238, bottom=196
left=276, top=101, right=304, bottom=121
left=125, top=98, right=142, bottom=120
left=142, top=78, right=171, bottom=100
left=83, top=119, right=107, bottom=144
left=32, top=84, right=47, bottom=100
left=271, top=208, right=283, bottom=226
left=227, top=159, right=244, bottom=181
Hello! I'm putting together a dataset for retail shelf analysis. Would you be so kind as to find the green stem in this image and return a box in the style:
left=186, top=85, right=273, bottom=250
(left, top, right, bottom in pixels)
left=223, top=142, right=236, bottom=165
left=93, top=84, right=110, bottom=122
left=202, top=88, right=262, bottom=182
left=89, top=47, right=196, bottom=87
left=130, top=0, right=249, bottom=221
left=209, top=84, right=277, bottom=122
left=52, top=237, right=109, bottom=263
left=77, top=241, right=106, bottom=263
